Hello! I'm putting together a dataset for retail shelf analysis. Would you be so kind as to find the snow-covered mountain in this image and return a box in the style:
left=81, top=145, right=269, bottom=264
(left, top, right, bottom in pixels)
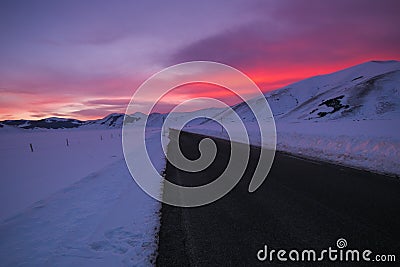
left=226, top=60, right=400, bottom=123
left=266, top=60, right=400, bottom=121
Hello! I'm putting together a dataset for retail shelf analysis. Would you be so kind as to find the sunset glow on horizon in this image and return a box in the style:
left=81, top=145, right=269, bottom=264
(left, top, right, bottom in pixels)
left=1, top=0, right=399, bottom=121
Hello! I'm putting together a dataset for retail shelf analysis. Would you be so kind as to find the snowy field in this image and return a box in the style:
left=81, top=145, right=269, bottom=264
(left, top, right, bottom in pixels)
left=0, top=128, right=163, bottom=266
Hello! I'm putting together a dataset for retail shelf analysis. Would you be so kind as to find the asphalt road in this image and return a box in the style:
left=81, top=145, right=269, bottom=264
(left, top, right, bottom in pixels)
left=156, top=131, right=400, bottom=266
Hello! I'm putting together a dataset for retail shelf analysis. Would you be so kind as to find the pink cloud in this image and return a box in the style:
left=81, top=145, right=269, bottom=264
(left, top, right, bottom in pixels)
left=169, top=0, right=400, bottom=90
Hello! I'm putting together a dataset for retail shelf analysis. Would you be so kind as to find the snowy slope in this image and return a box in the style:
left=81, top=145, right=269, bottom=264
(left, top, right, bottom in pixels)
left=83, top=113, right=125, bottom=128
left=223, top=60, right=400, bottom=122
left=265, top=60, right=400, bottom=121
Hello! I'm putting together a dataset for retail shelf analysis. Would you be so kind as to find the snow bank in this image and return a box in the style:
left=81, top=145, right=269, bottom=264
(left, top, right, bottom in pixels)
left=276, top=120, right=400, bottom=176
left=182, top=119, right=400, bottom=177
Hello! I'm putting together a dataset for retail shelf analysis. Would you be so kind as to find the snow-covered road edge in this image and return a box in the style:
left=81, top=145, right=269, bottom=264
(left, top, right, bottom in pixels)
left=278, top=132, right=400, bottom=177
left=182, top=119, right=400, bottom=177
left=276, top=120, right=400, bottom=177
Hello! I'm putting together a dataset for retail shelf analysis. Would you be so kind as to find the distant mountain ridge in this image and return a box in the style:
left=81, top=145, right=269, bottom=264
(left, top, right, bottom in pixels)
left=1, top=60, right=399, bottom=130
left=1, top=113, right=131, bottom=130
left=0, top=112, right=170, bottom=130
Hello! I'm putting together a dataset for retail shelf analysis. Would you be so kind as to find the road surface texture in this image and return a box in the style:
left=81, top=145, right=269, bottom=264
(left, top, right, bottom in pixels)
left=157, top=130, right=400, bottom=266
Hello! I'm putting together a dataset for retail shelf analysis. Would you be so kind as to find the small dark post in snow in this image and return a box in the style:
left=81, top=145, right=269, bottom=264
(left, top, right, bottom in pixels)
left=111, top=133, right=113, bottom=139
left=29, top=143, right=34, bottom=152
left=100, top=135, right=103, bottom=141
left=66, top=138, right=69, bottom=147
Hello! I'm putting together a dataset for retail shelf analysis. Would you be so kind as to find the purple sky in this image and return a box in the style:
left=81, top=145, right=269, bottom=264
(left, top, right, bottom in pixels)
left=1, top=0, right=399, bottom=120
